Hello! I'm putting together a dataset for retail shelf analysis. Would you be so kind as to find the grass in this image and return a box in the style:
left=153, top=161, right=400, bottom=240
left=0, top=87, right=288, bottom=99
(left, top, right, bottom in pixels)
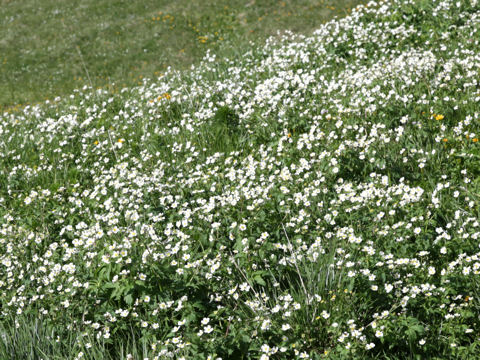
left=0, top=0, right=362, bottom=109
left=1, top=0, right=480, bottom=359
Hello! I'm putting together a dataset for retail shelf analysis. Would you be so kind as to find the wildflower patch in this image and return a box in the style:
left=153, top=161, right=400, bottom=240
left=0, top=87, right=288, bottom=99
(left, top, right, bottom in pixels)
left=1, top=0, right=480, bottom=359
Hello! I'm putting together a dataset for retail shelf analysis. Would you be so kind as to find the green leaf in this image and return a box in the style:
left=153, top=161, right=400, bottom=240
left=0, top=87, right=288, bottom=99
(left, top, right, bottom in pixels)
left=124, top=294, right=133, bottom=305
left=254, top=275, right=266, bottom=286
left=241, top=334, right=251, bottom=344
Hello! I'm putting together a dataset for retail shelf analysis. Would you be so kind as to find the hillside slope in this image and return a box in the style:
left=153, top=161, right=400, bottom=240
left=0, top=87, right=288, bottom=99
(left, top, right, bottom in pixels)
left=1, top=0, right=480, bottom=359
left=0, top=0, right=362, bottom=108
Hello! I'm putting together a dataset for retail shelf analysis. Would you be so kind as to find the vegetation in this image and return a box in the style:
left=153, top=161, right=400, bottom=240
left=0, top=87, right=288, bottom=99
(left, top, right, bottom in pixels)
left=1, top=0, right=480, bottom=359
left=0, top=0, right=360, bottom=108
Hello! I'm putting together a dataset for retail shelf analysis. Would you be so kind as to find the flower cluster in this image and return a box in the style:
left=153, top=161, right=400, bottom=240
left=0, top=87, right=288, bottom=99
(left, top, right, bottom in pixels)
left=1, top=0, right=480, bottom=358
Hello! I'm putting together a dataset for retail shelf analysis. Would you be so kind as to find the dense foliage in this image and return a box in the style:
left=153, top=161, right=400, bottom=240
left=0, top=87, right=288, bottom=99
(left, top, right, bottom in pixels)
left=1, top=0, right=480, bottom=358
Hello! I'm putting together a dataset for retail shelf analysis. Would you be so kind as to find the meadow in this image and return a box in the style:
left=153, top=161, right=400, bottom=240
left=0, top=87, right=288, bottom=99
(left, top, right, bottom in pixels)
left=0, top=0, right=359, bottom=109
left=1, top=0, right=480, bottom=359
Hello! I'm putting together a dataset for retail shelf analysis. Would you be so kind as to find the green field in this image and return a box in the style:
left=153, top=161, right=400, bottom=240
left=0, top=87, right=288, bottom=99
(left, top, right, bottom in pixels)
left=0, top=0, right=361, bottom=109
left=1, top=0, right=480, bottom=359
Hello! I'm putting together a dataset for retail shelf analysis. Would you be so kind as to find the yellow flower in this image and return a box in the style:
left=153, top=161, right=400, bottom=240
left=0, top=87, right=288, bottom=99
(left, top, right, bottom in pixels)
left=435, top=114, right=444, bottom=121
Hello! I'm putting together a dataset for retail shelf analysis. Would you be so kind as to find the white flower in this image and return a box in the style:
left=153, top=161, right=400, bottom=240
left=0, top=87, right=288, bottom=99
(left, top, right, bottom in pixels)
left=261, top=320, right=271, bottom=330
left=203, top=325, right=213, bottom=334
left=239, top=282, right=250, bottom=292
left=282, top=324, right=291, bottom=331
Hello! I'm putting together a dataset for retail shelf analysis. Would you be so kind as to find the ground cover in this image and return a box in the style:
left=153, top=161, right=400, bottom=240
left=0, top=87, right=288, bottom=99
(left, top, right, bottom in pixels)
left=1, top=0, right=480, bottom=359
left=0, top=0, right=361, bottom=109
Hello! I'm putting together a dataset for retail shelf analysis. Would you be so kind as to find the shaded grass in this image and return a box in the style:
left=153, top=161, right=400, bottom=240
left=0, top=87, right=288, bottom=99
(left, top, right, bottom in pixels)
left=0, top=0, right=365, bottom=109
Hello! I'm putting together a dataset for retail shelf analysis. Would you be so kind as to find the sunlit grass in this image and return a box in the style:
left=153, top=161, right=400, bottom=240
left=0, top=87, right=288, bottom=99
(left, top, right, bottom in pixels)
left=1, top=0, right=480, bottom=359
left=0, top=0, right=363, bottom=109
